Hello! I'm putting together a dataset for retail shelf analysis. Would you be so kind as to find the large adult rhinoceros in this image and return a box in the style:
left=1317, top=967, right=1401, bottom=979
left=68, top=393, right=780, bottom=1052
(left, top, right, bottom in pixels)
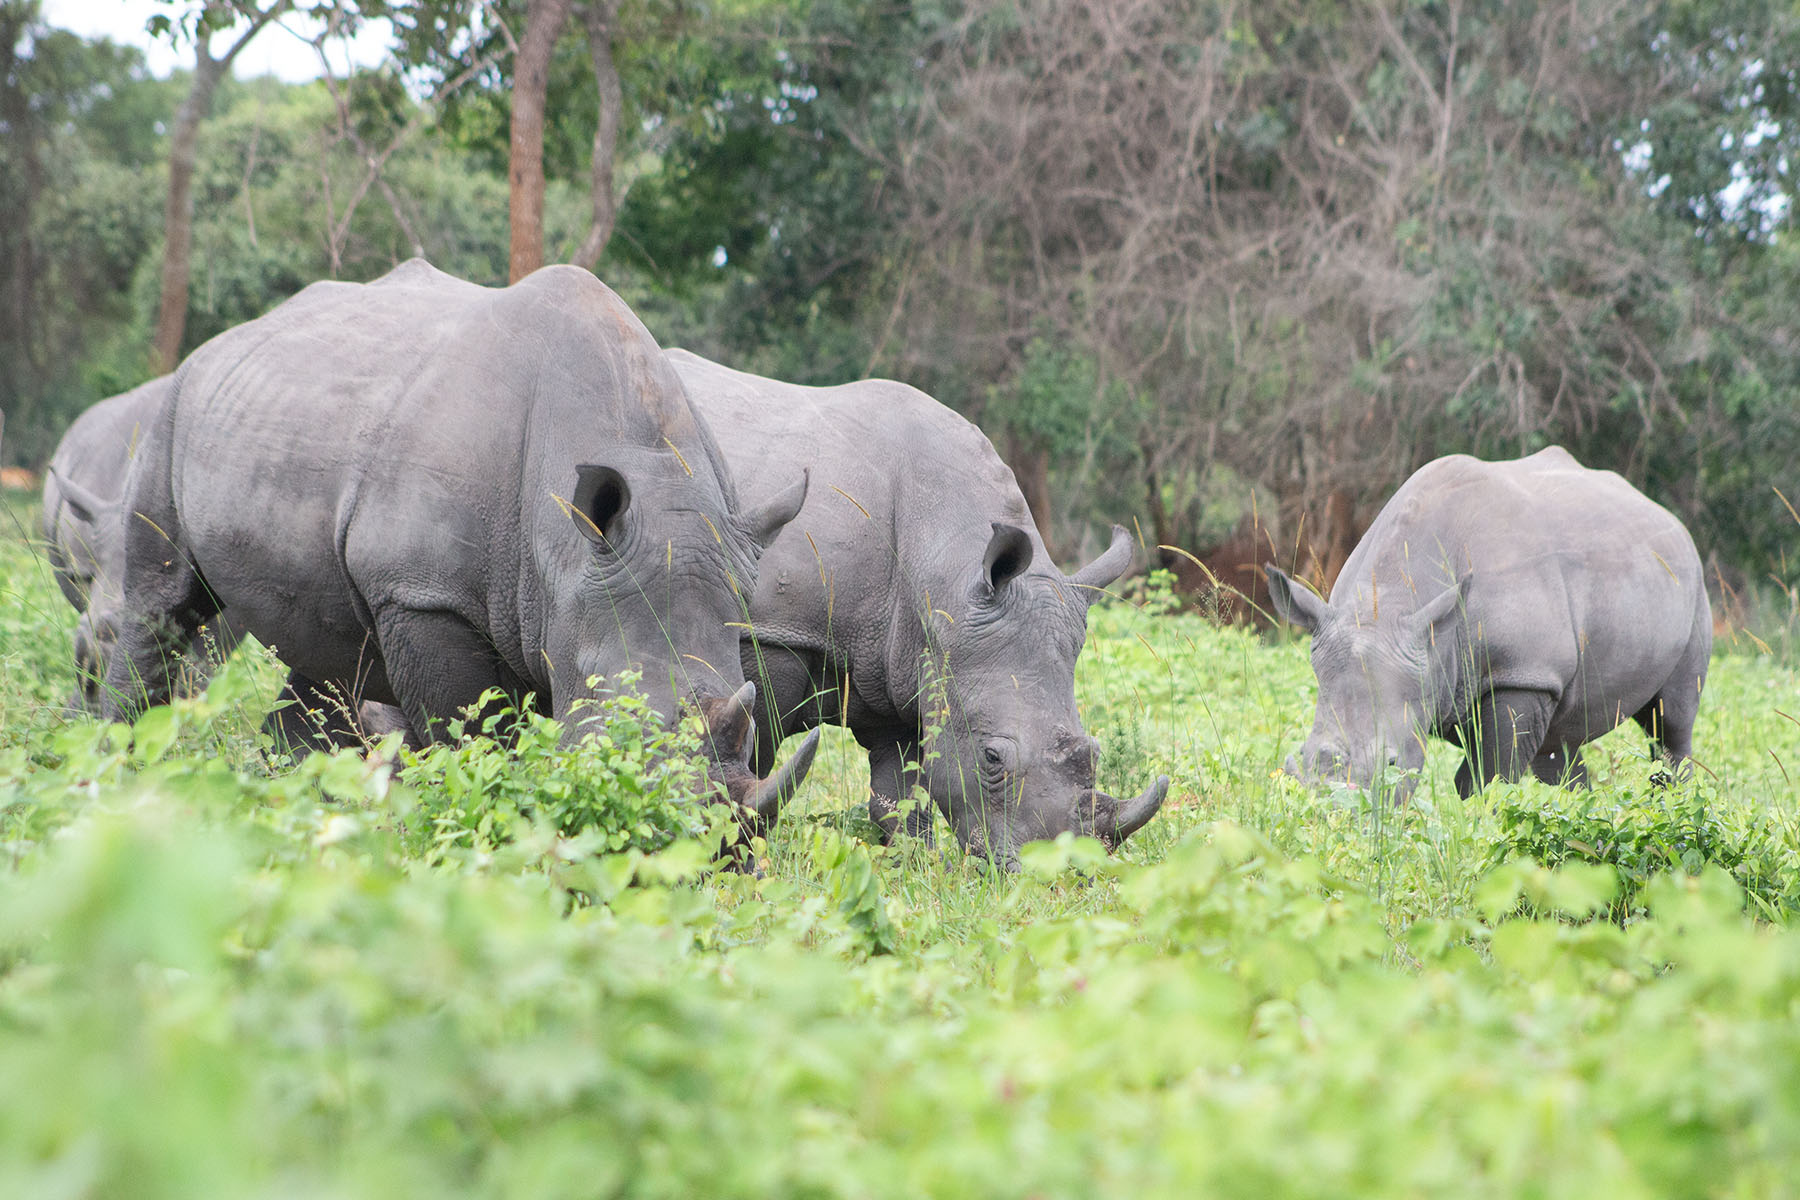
left=43, top=376, right=171, bottom=711
left=1264, top=446, right=1711, bottom=798
left=103, top=260, right=818, bottom=817
left=665, top=349, right=1169, bottom=866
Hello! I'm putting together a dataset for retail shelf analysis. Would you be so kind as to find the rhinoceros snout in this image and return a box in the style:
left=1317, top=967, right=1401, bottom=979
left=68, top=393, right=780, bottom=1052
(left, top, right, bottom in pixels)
left=1298, top=743, right=1355, bottom=782
left=1048, top=731, right=1101, bottom=787
left=695, top=681, right=822, bottom=856
left=1283, top=747, right=1343, bottom=785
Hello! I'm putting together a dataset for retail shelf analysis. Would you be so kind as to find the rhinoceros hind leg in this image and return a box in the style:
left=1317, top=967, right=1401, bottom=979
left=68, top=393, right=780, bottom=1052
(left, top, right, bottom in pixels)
left=1633, top=690, right=1697, bottom=780
left=1454, top=688, right=1556, bottom=798
left=1639, top=609, right=1709, bottom=781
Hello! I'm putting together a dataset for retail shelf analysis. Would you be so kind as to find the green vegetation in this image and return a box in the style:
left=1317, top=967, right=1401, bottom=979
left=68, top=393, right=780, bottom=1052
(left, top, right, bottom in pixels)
left=7, top=492, right=1800, bottom=1195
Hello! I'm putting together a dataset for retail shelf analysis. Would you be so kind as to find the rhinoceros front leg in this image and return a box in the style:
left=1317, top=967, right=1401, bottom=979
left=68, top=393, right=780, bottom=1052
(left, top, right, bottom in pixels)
left=1454, top=688, right=1556, bottom=798
left=102, top=553, right=220, bottom=723
left=865, top=734, right=934, bottom=843
left=373, top=607, right=517, bottom=745
left=1529, top=744, right=1590, bottom=789
left=266, top=671, right=373, bottom=756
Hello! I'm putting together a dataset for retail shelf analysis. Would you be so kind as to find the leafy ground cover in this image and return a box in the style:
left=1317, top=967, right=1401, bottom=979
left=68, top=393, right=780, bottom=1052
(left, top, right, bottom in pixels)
left=4, top=487, right=1800, bottom=1197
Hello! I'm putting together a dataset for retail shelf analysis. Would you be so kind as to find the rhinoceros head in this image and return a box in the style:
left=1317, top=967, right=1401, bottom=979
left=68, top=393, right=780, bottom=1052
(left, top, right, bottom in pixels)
left=69, top=609, right=108, bottom=713
left=1265, top=564, right=1470, bottom=800
left=45, top=465, right=123, bottom=714
left=915, top=524, right=1169, bottom=867
left=544, top=446, right=817, bottom=828
left=546, top=450, right=808, bottom=719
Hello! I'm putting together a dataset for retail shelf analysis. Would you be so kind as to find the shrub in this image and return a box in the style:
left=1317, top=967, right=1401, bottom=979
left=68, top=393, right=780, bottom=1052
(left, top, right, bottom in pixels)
left=1482, top=782, right=1800, bottom=922
left=399, top=679, right=730, bottom=864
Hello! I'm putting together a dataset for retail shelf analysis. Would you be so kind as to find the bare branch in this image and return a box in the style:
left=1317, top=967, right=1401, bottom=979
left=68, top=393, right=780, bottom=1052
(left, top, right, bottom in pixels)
left=310, top=2, right=515, bottom=270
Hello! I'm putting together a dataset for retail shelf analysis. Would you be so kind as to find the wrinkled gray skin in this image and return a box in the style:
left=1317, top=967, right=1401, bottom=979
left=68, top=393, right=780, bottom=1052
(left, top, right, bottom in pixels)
left=103, top=260, right=816, bottom=817
left=1266, top=447, right=1712, bottom=800
left=42, top=377, right=193, bottom=712
left=666, top=349, right=1169, bottom=867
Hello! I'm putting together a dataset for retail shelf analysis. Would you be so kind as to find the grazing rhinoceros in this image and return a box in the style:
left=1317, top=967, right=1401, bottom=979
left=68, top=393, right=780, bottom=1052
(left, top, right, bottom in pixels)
left=103, top=260, right=818, bottom=818
left=665, top=349, right=1169, bottom=866
left=43, top=377, right=178, bottom=712
left=1264, top=446, right=1711, bottom=798
left=43, top=377, right=412, bottom=744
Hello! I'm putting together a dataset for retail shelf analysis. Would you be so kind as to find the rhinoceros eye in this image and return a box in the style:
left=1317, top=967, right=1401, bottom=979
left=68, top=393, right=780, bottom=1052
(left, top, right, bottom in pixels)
left=980, top=742, right=1014, bottom=776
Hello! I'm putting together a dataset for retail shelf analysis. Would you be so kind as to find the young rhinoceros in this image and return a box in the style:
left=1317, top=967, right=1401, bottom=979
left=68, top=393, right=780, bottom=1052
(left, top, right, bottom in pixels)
left=1265, top=447, right=1711, bottom=798
left=46, top=377, right=370, bottom=730
left=666, top=349, right=1169, bottom=867
left=43, top=378, right=454, bottom=752
left=103, top=260, right=816, bottom=816
left=43, top=377, right=171, bottom=712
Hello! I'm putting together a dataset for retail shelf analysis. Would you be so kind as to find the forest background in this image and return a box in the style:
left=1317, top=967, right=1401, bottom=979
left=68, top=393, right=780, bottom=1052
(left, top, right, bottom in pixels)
left=3, top=0, right=1798, bottom=592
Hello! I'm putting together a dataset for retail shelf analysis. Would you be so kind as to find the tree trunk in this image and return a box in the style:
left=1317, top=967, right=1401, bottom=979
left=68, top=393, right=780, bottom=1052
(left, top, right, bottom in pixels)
left=570, top=0, right=622, bottom=269
left=0, top=5, right=41, bottom=432
left=152, top=58, right=227, bottom=372
left=509, top=0, right=576, bottom=283
left=1007, top=438, right=1056, bottom=557
left=1141, top=442, right=1175, bottom=550
left=151, top=1, right=292, bottom=374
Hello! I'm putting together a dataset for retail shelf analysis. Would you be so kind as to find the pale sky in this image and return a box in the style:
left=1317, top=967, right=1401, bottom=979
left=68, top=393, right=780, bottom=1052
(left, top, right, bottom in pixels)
left=40, top=0, right=393, bottom=82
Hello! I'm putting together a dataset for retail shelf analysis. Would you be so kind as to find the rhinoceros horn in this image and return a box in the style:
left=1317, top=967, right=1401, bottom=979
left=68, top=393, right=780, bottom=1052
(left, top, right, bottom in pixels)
left=1076, top=774, right=1170, bottom=849
left=699, top=681, right=821, bottom=829
left=748, top=727, right=822, bottom=824
left=718, top=680, right=757, bottom=753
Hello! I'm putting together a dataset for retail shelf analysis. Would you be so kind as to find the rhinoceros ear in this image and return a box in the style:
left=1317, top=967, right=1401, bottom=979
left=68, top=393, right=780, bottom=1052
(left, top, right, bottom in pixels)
left=983, top=522, right=1034, bottom=593
left=1264, top=564, right=1332, bottom=633
left=1411, top=572, right=1472, bottom=634
left=571, top=464, right=631, bottom=548
left=47, top=465, right=107, bottom=527
left=739, top=468, right=809, bottom=549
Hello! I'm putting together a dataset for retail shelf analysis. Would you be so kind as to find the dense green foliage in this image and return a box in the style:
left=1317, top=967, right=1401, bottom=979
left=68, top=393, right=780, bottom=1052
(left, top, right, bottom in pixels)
left=7, top=489, right=1800, bottom=1194
left=401, top=681, right=733, bottom=861
left=878, top=0, right=1800, bottom=577
left=0, top=10, right=176, bottom=457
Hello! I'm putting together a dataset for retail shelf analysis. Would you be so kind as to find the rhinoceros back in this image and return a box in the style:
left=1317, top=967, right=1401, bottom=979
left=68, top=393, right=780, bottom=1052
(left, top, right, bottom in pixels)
left=665, top=350, right=1038, bottom=651
left=151, top=260, right=727, bottom=696
left=1334, top=446, right=1706, bottom=722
